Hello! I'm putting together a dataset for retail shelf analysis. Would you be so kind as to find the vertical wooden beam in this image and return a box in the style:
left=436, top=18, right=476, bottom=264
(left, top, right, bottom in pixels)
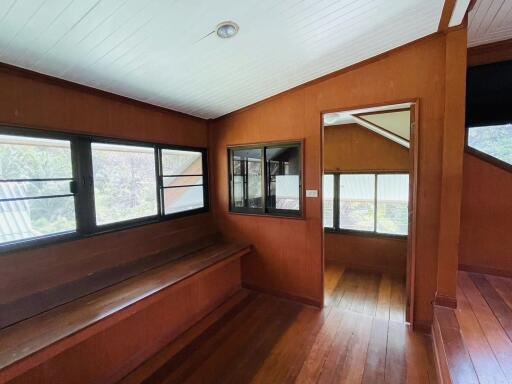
left=435, top=26, right=468, bottom=308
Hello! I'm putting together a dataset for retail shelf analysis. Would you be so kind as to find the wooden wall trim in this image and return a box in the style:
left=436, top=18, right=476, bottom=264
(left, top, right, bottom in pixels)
left=459, top=264, right=512, bottom=278
left=467, top=38, right=512, bottom=67
left=0, top=62, right=204, bottom=123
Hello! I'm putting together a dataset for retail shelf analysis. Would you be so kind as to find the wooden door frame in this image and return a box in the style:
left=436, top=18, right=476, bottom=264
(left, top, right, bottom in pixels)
left=320, top=98, right=419, bottom=325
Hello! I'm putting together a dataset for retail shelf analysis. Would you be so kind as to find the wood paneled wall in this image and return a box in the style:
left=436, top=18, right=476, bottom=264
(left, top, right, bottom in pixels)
left=459, top=153, right=512, bottom=276
left=210, top=30, right=467, bottom=327
left=324, top=123, right=408, bottom=274
left=324, top=124, right=409, bottom=172
left=0, top=66, right=212, bottom=324
left=325, top=233, right=407, bottom=276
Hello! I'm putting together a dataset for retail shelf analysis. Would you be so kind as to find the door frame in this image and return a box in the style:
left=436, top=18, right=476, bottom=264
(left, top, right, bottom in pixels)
left=320, top=98, right=419, bottom=324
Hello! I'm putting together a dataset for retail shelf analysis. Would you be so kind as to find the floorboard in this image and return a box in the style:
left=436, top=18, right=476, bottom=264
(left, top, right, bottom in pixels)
left=120, top=263, right=436, bottom=384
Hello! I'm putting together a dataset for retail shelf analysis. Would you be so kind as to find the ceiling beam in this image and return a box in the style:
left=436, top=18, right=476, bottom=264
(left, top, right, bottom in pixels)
left=350, top=115, right=410, bottom=148
left=468, top=38, right=512, bottom=67
left=439, top=0, right=457, bottom=32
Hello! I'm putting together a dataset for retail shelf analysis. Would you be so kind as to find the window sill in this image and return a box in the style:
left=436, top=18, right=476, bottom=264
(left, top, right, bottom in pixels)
left=324, top=228, right=408, bottom=240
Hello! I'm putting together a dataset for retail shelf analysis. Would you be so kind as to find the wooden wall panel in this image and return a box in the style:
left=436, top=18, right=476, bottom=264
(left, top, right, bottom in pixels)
left=459, top=153, right=512, bottom=276
left=324, top=124, right=409, bottom=172
left=2, top=257, right=241, bottom=384
left=210, top=31, right=466, bottom=326
left=324, top=233, right=407, bottom=276
left=0, top=66, right=212, bottom=324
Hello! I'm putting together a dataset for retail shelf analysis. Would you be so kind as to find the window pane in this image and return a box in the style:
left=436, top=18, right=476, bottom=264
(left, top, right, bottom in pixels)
left=92, top=143, right=157, bottom=225
left=161, top=149, right=203, bottom=175
left=323, top=174, right=334, bottom=228
left=0, top=134, right=75, bottom=244
left=339, top=174, right=375, bottom=231
left=0, top=180, right=71, bottom=199
left=377, top=174, right=409, bottom=235
left=265, top=146, right=300, bottom=211
left=231, top=148, right=263, bottom=209
left=163, top=186, right=204, bottom=214
left=468, top=124, right=512, bottom=165
left=0, top=196, right=75, bottom=244
left=0, top=135, right=72, bottom=179
left=163, top=175, right=203, bottom=187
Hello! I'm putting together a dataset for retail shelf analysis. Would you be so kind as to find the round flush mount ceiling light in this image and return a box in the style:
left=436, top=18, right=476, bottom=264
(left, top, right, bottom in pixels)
left=216, top=21, right=239, bottom=39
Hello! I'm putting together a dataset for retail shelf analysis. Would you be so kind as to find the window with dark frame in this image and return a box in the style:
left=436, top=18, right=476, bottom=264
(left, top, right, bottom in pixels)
left=323, top=172, right=409, bottom=236
left=0, top=126, right=209, bottom=251
left=228, top=142, right=302, bottom=217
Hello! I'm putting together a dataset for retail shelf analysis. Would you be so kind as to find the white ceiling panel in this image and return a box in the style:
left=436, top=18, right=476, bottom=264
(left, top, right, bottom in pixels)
left=468, top=0, right=512, bottom=47
left=0, top=0, right=445, bottom=119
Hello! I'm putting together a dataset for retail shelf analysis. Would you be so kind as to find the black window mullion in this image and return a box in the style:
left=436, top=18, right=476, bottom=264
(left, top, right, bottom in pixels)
left=155, top=147, right=163, bottom=216
left=72, top=137, right=96, bottom=235
left=333, top=173, right=340, bottom=230
left=262, top=147, right=267, bottom=214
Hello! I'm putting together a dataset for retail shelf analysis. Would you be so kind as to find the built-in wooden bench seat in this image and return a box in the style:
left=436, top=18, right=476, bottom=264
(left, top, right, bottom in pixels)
left=0, top=238, right=251, bottom=384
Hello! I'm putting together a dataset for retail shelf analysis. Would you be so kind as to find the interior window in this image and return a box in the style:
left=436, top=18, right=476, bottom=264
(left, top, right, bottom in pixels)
left=0, top=134, right=76, bottom=244
left=229, top=142, right=302, bottom=216
left=467, top=124, right=512, bottom=165
left=160, top=149, right=206, bottom=215
left=265, top=145, right=300, bottom=212
left=91, top=142, right=157, bottom=225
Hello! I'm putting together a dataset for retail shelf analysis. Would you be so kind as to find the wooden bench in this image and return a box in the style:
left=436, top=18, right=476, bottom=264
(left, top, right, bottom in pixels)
left=0, top=237, right=251, bottom=384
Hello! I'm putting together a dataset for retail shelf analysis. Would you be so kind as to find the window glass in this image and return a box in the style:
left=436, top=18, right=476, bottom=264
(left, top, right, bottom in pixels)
left=160, top=149, right=205, bottom=215
left=467, top=124, right=512, bottom=165
left=0, top=134, right=75, bottom=244
left=376, top=174, right=409, bottom=235
left=323, top=174, right=334, bottom=228
left=231, top=148, right=263, bottom=209
left=92, top=143, right=157, bottom=225
left=265, top=146, right=300, bottom=211
left=339, top=174, right=375, bottom=231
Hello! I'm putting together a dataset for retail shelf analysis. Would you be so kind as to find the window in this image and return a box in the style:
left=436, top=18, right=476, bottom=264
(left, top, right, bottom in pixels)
left=0, top=134, right=76, bottom=245
left=0, top=126, right=209, bottom=251
left=92, top=143, right=157, bottom=225
left=324, top=172, right=409, bottom=236
left=229, top=142, right=302, bottom=217
left=467, top=124, right=512, bottom=166
left=160, top=149, right=207, bottom=215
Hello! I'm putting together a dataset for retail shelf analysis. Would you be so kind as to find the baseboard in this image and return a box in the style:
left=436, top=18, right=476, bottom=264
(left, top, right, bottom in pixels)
left=435, top=294, right=457, bottom=309
left=241, top=282, right=323, bottom=308
left=459, top=264, right=512, bottom=278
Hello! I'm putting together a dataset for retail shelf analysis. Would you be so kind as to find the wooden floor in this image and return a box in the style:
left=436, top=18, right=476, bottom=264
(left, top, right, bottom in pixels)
left=120, top=263, right=437, bottom=383
left=435, top=271, right=512, bottom=384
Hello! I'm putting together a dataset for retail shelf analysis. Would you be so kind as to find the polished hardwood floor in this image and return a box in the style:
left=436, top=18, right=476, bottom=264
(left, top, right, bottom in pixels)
left=120, top=263, right=437, bottom=383
left=435, top=271, right=512, bottom=384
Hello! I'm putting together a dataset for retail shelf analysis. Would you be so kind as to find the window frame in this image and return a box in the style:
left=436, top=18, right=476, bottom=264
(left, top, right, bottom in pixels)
left=228, top=141, right=303, bottom=218
left=0, top=125, right=209, bottom=254
left=465, top=123, right=512, bottom=173
left=324, top=171, right=409, bottom=239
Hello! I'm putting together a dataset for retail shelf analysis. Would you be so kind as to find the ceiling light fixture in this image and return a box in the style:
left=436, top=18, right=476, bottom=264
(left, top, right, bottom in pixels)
left=216, top=21, right=239, bottom=39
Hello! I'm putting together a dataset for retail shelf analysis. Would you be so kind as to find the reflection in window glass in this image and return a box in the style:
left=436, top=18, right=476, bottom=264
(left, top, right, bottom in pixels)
left=339, top=174, right=375, bottom=231
left=160, top=149, right=205, bottom=215
left=266, top=146, right=300, bottom=211
left=92, top=143, right=157, bottom=225
left=231, top=148, right=263, bottom=209
left=468, top=124, right=512, bottom=165
left=323, top=174, right=334, bottom=228
left=376, top=174, right=409, bottom=235
left=0, top=135, right=76, bottom=244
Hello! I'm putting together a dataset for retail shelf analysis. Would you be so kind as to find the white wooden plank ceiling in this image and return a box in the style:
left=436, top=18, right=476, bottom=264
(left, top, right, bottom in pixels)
left=0, top=0, right=446, bottom=119
left=468, top=0, right=512, bottom=47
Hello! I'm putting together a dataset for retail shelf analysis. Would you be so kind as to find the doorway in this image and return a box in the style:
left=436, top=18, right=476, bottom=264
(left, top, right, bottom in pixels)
left=321, top=102, right=417, bottom=323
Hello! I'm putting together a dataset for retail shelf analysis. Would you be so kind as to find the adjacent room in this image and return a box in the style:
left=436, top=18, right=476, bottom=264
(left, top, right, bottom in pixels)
left=0, top=1, right=511, bottom=383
